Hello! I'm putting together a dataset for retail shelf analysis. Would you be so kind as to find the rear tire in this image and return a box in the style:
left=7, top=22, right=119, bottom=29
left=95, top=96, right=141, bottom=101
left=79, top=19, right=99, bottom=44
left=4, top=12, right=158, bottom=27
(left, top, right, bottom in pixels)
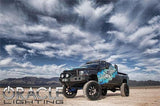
left=83, top=81, right=101, bottom=100
left=102, top=88, right=107, bottom=96
left=63, top=85, right=77, bottom=98
left=120, top=83, right=129, bottom=97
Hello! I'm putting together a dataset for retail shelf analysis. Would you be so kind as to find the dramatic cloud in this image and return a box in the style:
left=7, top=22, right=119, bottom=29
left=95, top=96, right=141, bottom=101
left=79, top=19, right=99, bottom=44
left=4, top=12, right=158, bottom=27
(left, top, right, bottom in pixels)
left=0, top=0, right=160, bottom=80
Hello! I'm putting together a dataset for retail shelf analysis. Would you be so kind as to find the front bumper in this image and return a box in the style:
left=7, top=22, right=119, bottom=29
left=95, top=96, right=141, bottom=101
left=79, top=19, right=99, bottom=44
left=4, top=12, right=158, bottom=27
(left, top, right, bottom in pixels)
left=60, top=76, right=86, bottom=82
left=59, top=76, right=88, bottom=87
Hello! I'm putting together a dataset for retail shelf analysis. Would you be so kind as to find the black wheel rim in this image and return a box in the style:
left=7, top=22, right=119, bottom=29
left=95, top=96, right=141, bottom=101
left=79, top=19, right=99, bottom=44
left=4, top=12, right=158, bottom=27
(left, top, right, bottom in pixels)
left=65, top=88, right=74, bottom=95
left=88, top=84, right=99, bottom=97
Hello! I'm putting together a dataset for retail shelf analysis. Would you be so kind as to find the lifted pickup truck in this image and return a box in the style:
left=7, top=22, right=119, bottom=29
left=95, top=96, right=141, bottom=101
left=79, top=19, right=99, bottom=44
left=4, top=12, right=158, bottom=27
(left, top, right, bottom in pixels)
left=59, top=60, right=129, bottom=100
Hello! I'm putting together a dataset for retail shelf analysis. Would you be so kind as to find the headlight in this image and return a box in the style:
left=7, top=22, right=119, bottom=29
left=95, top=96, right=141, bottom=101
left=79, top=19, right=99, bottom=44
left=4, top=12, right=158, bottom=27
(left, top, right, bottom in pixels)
left=79, top=71, right=84, bottom=75
left=79, top=71, right=88, bottom=75
left=60, top=73, right=64, bottom=78
left=66, top=73, right=70, bottom=78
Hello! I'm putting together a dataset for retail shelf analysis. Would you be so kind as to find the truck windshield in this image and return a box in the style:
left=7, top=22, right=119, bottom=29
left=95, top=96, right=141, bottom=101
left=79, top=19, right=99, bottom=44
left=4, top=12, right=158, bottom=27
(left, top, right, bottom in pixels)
left=80, top=64, right=99, bottom=68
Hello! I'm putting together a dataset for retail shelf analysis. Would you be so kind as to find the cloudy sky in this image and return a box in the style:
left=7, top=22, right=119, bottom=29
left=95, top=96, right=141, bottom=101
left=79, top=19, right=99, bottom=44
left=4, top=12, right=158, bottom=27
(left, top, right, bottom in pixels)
left=0, top=0, right=160, bottom=81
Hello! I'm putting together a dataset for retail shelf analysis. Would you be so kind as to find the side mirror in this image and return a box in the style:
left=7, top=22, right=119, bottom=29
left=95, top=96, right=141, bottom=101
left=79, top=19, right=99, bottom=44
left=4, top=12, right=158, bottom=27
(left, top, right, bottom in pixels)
left=114, top=64, right=118, bottom=72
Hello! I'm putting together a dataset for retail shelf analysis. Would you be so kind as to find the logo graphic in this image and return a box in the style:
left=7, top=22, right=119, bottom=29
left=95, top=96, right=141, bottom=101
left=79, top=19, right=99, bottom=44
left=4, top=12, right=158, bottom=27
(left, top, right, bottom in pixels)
left=3, top=86, right=63, bottom=104
left=97, top=65, right=117, bottom=84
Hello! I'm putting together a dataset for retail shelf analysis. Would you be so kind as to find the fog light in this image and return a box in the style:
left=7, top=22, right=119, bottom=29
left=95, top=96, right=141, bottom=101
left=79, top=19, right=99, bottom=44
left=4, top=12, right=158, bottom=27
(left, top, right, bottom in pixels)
left=60, top=73, right=64, bottom=78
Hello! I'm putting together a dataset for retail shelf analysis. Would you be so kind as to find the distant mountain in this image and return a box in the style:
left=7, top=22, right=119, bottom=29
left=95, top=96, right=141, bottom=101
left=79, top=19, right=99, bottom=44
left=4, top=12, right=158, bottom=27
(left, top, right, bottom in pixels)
left=128, top=80, right=160, bottom=87
left=0, top=77, right=160, bottom=87
left=0, top=77, right=61, bottom=88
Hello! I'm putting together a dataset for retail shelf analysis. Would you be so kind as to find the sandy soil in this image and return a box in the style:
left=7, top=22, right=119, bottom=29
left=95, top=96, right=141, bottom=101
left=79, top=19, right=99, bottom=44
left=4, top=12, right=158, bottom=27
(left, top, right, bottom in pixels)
left=0, top=87, right=160, bottom=106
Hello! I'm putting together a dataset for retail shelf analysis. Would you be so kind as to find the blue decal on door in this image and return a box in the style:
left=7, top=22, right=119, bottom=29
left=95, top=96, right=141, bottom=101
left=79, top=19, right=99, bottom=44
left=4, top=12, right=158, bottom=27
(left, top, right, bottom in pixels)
left=97, top=65, right=117, bottom=85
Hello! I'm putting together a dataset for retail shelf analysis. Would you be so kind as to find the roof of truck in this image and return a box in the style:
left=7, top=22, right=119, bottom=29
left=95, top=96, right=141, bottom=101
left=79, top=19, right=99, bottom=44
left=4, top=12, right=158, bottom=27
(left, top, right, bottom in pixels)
left=86, top=60, right=110, bottom=64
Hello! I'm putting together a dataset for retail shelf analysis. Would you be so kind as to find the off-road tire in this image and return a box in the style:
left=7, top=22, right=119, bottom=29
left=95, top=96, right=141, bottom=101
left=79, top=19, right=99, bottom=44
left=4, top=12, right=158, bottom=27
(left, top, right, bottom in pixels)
left=63, top=85, right=77, bottom=98
left=120, top=83, right=129, bottom=97
left=83, top=80, right=102, bottom=100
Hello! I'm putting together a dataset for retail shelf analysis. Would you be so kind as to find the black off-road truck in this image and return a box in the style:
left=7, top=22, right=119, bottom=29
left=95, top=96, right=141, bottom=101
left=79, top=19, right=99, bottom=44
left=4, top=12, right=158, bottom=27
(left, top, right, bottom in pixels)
left=59, top=60, right=129, bottom=100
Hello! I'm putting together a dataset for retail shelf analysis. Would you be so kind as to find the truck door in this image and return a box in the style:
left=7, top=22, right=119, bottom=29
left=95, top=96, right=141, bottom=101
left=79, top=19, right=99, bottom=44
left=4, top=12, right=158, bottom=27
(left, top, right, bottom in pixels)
left=109, top=65, right=121, bottom=84
left=97, top=63, right=118, bottom=85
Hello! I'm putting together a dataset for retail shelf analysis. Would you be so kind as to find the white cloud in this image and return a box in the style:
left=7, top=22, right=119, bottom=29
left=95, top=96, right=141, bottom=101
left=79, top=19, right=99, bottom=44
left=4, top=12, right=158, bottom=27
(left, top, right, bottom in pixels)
left=74, top=0, right=113, bottom=30
left=112, top=63, right=160, bottom=81
left=0, top=58, right=66, bottom=80
left=21, top=0, right=61, bottom=15
left=109, top=13, right=129, bottom=29
left=144, top=48, right=160, bottom=54
left=117, top=64, right=140, bottom=73
left=128, top=26, right=157, bottom=42
left=0, top=58, right=33, bottom=68
left=108, top=12, right=138, bottom=33
left=106, top=55, right=123, bottom=62
left=0, top=58, right=12, bottom=66
left=60, top=25, right=93, bottom=39
left=95, top=4, right=113, bottom=17
left=139, top=34, right=158, bottom=48
left=134, top=67, right=141, bottom=71
left=129, top=72, right=160, bottom=81
left=5, top=45, right=26, bottom=56
left=24, top=42, right=52, bottom=50
left=38, top=15, right=59, bottom=27
left=75, top=0, right=113, bottom=19
left=0, top=12, right=27, bottom=39
left=20, top=24, right=49, bottom=33
left=135, top=58, right=160, bottom=73
left=148, top=15, right=160, bottom=25
left=93, top=40, right=114, bottom=51
left=128, top=15, right=160, bottom=45
left=107, top=31, right=127, bottom=41
left=115, top=63, right=160, bottom=81
left=74, top=1, right=94, bottom=19
left=40, top=51, right=55, bottom=58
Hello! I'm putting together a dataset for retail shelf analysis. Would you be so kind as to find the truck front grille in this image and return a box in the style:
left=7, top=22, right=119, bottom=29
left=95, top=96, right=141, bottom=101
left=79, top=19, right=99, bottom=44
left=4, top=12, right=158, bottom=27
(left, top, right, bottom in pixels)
left=64, top=70, right=77, bottom=77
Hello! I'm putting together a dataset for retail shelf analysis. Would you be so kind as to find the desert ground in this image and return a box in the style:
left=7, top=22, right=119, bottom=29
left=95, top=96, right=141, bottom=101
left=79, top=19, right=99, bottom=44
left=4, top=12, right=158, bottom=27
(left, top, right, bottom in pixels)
left=0, top=87, right=160, bottom=106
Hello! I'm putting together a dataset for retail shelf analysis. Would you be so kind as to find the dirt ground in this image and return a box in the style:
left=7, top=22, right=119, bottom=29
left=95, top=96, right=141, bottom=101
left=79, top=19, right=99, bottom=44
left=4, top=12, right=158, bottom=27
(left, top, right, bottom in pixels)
left=0, top=87, right=160, bottom=106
